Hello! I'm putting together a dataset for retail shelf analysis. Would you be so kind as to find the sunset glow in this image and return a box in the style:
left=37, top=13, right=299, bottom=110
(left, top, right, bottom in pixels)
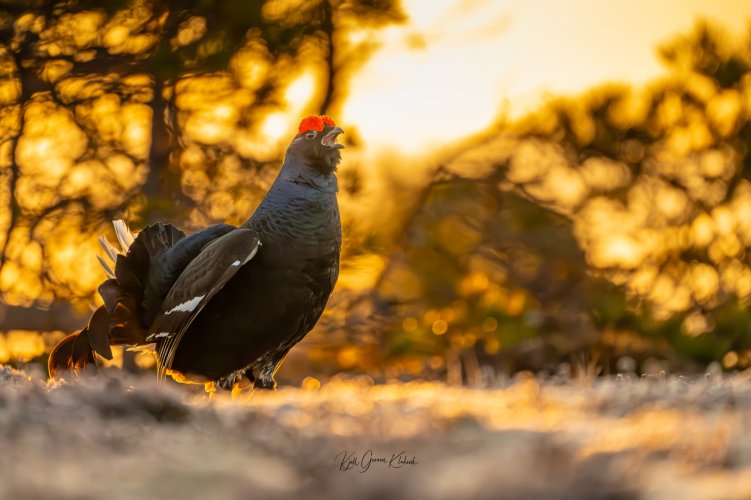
left=343, top=0, right=751, bottom=152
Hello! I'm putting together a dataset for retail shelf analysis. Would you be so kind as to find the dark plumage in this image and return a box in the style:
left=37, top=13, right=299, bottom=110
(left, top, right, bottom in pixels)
left=49, top=116, right=344, bottom=390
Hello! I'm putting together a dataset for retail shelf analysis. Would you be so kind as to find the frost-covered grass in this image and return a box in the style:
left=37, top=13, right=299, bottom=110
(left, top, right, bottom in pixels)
left=0, top=365, right=749, bottom=499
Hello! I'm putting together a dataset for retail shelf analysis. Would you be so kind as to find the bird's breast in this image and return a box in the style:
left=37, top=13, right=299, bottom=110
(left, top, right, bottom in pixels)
left=250, top=192, right=341, bottom=261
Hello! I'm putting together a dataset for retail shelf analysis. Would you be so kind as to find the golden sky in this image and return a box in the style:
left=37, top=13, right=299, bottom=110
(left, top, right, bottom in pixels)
left=342, top=0, right=751, bottom=153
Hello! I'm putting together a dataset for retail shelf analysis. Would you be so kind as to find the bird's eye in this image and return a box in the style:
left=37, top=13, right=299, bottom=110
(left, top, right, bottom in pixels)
left=306, top=131, right=317, bottom=139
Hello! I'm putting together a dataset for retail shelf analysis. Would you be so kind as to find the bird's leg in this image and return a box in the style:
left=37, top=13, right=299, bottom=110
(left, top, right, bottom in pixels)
left=252, top=350, right=289, bottom=391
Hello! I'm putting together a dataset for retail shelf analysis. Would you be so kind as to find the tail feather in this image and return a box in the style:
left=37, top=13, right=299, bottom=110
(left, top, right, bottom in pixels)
left=98, top=278, right=124, bottom=313
left=49, top=220, right=187, bottom=378
left=107, top=222, right=188, bottom=339
left=85, top=306, right=113, bottom=360
left=109, top=300, right=149, bottom=345
left=137, top=223, right=185, bottom=256
left=48, top=329, right=97, bottom=378
left=113, top=223, right=184, bottom=291
left=114, top=255, right=146, bottom=290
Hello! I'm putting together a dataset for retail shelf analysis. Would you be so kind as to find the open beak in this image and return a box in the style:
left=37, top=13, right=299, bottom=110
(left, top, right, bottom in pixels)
left=321, top=127, right=344, bottom=149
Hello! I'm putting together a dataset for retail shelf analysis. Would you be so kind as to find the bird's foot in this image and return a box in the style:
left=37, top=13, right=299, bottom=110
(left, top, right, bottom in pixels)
left=216, top=369, right=254, bottom=391
left=253, top=360, right=279, bottom=390
left=253, top=376, right=277, bottom=390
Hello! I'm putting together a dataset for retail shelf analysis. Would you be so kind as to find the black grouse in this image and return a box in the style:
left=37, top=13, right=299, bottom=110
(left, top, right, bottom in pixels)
left=49, top=115, right=344, bottom=390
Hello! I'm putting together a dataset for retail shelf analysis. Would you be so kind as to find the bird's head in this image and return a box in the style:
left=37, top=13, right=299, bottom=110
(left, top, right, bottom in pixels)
left=285, top=115, right=344, bottom=175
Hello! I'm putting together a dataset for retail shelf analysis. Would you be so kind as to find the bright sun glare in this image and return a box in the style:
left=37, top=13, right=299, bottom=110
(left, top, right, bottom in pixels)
left=343, top=0, right=751, bottom=154
left=261, top=72, right=317, bottom=141
left=261, top=112, right=287, bottom=140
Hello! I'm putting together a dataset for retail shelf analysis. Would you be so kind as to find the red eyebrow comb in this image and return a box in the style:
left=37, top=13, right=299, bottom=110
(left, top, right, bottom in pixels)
left=298, top=115, right=336, bottom=133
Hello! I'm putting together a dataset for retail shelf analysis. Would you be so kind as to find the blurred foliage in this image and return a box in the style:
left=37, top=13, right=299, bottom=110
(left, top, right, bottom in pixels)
left=363, top=20, right=751, bottom=380
left=3, top=10, right=751, bottom=381
left=0, top=0, right=404, bottom=306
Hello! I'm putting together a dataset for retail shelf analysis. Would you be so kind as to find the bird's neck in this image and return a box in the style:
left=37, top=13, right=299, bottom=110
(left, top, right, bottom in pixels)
left=278, top=153, right=339, bottom=193
left=241, top=157, right=340, bottom=235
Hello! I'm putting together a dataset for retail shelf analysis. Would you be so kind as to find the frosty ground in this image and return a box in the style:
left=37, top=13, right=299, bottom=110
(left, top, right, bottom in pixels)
left=0, top=366, right=749, bottom=499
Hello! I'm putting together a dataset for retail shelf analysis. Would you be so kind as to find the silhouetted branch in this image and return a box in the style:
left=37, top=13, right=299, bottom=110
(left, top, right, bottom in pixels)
left=0, top=301, right=88, bottom=331
left=318, top=0, right=336, bottom=114
left=0, top=53, right=25, bottom=267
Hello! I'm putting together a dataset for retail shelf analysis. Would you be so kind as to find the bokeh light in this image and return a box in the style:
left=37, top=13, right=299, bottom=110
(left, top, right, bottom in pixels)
left=2, top=0, right=751, bottom=380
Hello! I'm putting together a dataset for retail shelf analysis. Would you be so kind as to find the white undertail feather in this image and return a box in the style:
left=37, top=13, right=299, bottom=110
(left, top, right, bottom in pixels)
left=98, top=235, right=119, bottom=263
left=97, top=234, right=120, bottom=278
left=112, top=219, right=135, bottom=252
left=96, top=255, right=116, bottom=279
left=96, top=220, right=135, bottom=277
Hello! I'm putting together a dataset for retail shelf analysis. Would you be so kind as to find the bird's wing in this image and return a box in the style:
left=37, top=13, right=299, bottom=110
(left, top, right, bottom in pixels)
left=145, top=228, right=261, bottom=379
left=141, top=223, right=235, bottom=324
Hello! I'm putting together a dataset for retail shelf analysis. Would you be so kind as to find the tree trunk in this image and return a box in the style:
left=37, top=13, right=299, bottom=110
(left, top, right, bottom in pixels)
left=141, top=78, right=188, bottom=224
left=318, top=0, right=337, bottom=115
